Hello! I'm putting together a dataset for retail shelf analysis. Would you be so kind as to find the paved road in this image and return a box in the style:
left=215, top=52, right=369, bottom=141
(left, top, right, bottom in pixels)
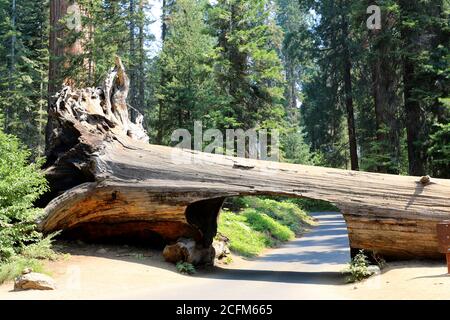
left=4, top=212, right=449, bottom=300
left=122, top=212, right=352, bottom=300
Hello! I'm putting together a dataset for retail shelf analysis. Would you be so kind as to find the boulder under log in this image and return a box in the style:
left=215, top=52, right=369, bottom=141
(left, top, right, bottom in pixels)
left=40, top=58, right=450, bottom=264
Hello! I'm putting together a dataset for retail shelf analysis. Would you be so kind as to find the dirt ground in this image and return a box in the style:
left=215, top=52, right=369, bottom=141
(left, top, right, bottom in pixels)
left=0, top=240, right=449, bottom=300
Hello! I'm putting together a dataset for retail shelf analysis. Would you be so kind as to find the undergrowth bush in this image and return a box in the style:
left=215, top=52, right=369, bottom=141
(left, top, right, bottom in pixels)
left=21, top=233, right=61, bottom=261
left=0, top=256, right=47, bottom=284
left=342, top=250, right=373, bottom=283
left=284, top=198, right=339, bottom=212
left=0, top=131, right=49, bottom=262
left=176, top=261, right=196, bottom=275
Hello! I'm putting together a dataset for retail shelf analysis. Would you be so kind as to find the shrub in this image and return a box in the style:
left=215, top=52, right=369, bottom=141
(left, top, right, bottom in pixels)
left=342, top=250, right=373, bottom=283
left=243, top=209, right=294, bottom=242
left=21, top=233, right=61, bottom=261
left=285, top=198, right=339, bottom=212
left=0, top=130, right=48, bottom=262
left=176, top=262, right=196, bottom=275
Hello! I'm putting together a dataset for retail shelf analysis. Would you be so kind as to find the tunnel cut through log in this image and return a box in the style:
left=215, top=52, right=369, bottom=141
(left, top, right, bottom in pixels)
left=39, top=58, right=450, bottom=263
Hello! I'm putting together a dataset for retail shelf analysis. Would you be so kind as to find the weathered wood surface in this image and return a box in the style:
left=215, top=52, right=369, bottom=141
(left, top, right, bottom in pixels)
left=40, top=59, right=450, bottom=260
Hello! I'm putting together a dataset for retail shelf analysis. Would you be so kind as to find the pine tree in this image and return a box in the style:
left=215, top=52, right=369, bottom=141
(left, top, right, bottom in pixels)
left=154, top=0, right=220, bottom=144
left=210, top=0, right=285, bottom=131
left=298, top=0, right=359, bottom=169
left=398, top=0, right=449, bottom=176
left=276, top=0, right=315, bottom=164
left=0, top=0, right=49, bottom=155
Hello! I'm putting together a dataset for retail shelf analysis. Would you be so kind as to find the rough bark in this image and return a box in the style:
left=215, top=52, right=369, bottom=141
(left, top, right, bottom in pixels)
left=370, top=17, right=402, bottom=174
left=341, top=15, right=359, bottom=171
left=404, top=59, right=426, bottom=177
left=40, top=59, right=450, bottom=263
left=399, top=0, right=427, bottom=177
left=48, top=0, right=84, bottom=98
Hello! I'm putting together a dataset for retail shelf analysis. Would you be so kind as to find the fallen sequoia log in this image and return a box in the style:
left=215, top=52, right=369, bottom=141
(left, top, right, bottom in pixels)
left=39, top=58, right=450, bottom=263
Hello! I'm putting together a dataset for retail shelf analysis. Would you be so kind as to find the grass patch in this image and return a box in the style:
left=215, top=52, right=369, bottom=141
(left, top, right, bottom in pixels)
left=241, top=197, right=316, bottom=235
left=218, top=197, right=317, bottom=258
left=0, top=234, right=63, bottom=284
left=0, top=256, right=46, bottom=284
left=243, top=209, right=294, bottom=242
left=218, top=210, right=268, bottom=257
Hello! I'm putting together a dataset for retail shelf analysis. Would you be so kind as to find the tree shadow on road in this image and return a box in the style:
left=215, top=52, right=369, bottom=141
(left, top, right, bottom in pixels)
left=197, top=267, right=347, bottom=285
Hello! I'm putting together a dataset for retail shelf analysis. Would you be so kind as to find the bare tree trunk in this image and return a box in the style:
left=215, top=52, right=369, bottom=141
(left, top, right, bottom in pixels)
left=399, top=0, right=427, bottom=177
left=342, top=16, right=359, bottom=171
left=404, top=60, right=426, bottom=176
left=371, top=26, right=402, bottom=174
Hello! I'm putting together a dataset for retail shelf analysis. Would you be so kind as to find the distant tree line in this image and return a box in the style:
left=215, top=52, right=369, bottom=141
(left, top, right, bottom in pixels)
left=0, top=0, right=448, bottom=178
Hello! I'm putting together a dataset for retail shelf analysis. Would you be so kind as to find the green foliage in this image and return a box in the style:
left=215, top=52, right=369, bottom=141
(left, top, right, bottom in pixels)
left=429, top=98, right=450, bottom=178
left=209, top=0, right=285, bottom=131
left=0, top=0, right=48, bottom=156
left=0, top=130, right=48, bottom=262
left=281, top=128, right=316, bottom=165
left=286, top=198, right=339, bottom=213
left=218, top=197, right=315, bottom=257
left=176, top=261, right=196, bottom=275
left=218, top=209, right=268, bottom=257
left=1, top=0, right=448, bottom=199
left=342, top=250, right=373, bottom=283
left=223, top=256, right=233, bottom=265
left=21, top=233, right=60, bottom=261
left=0, top=255, right=46, bottom=284
left=155, top=0, right=221, bottom=144
left=242, top=209, right=294, bottom=242
left=240, top=197, right=316, bottom=234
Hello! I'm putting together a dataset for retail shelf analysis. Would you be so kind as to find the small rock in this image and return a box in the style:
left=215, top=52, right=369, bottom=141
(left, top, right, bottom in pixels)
left=420, top=175, right=431, bottom=185
left=367, top=265, right=381, bottom=275
left=213, top=238, right=231, bottom=260
left=14, top=273, right=56, bottom=291
left=22, top=268, right=33, bottom=275
left=96, top=248, right=108, bottom=254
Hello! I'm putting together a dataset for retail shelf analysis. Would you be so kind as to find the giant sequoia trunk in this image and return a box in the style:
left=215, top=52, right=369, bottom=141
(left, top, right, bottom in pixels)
left=40, top=59, right=450, bottom=263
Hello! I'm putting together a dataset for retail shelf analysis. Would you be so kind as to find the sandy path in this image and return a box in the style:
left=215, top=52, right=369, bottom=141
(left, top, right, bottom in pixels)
left=1, top=212, right=449, bottom=300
